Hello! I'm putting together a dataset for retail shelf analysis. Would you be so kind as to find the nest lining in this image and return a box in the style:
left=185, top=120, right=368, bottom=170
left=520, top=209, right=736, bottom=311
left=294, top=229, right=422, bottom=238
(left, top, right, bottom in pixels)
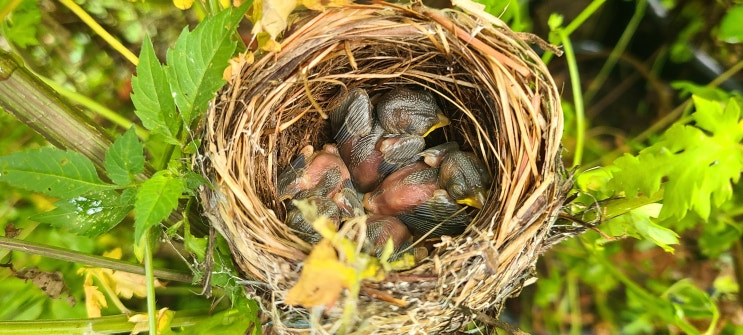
left=199, top=2, right=569, bottom=334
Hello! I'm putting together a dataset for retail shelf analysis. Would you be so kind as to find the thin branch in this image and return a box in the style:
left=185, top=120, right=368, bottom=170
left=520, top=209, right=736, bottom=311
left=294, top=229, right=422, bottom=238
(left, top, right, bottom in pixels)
left=0, top=236, right=193, bottom=283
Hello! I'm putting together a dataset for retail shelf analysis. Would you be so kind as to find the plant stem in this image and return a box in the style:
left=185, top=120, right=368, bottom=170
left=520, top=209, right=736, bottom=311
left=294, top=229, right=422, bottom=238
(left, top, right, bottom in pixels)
left=732, top=239, right=743, bottom=311
left=57, top=0, right=139, bottom=66
left=0, top=309, right=225, bottom=334
left=0, top=236, right=192, bottom=283
left=542, top=0, right=607, bottom=64
left=0, top=50, right=114, bottom=169
left=567, top=272, right=581, bottom=335
left=583, top=0, right=647, bottom=105
left=144, top=230, right=158, bottom=335
left=0, top=0, right=22, bottom=21
left=558, top=30, right=586, bottom=167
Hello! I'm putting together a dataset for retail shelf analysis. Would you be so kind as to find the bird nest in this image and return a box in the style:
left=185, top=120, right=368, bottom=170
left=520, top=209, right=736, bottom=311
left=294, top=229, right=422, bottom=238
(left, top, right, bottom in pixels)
left=198, top=2, right=572, bottom=334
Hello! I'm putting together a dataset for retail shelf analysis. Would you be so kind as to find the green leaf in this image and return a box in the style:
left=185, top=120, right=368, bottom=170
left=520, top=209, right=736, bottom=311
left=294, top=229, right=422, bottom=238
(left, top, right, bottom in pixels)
left=134, top=170, right=185, bottom=242
left=31, top=189, right=135, bottom=237
left=0, top=147, right=115, bottom=198
left=718, top=5, right=743, bottom=43
left=184, top=222, right=207, bottom=262
left=698, top=216, right=742, bottom=258
left=131, top=35, right=180, bottom=143
left=663, top=279, right=719, bottom=322
left=603, top=204, right=679, bottom=253
left=164, top=4, right=248, bottom=127
left=609, top=96, right=743, bottom=220
left=670, top=81, right=732, bottom=101
left=1, top=0, right=41, bottom=48
left=104, top=127, right=145, bottom=185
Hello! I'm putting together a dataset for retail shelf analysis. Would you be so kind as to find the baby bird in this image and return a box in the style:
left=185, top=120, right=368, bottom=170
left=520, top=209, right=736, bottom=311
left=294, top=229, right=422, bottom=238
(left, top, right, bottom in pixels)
left=375, top=88, right=450, bottom=137
left=278, top=145, right=363, bottom=243
left=362, top=162, right=439, bottom=216
left=277, top=144, right=350, bottom=202
left=421, top=142, right=492, bottom=209
left=362, top=161, right=470, bottom=238
left=331, top=89, right=425, bottom=192
left=396, top=189, right=470, bottom=237
left=365, top=215, right=412, bottom=259
left=285, top=195, right=341, bottom=244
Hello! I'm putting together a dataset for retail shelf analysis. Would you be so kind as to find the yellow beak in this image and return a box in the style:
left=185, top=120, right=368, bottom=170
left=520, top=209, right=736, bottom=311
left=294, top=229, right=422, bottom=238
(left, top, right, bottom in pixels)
left=422, top=112, right=451, bottom=137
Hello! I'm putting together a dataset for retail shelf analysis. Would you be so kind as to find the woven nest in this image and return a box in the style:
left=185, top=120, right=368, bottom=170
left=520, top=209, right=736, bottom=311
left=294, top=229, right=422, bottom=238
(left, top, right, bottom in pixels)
left=198, top=2, right=571, bottom=334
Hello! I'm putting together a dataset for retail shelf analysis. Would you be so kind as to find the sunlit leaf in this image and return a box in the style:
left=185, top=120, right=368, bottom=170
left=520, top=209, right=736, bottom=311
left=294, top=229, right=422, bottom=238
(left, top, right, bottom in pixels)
left=602, top=203, right=679, bottom=252
left=31, top=189, right=135, bottom=237
left=609, top=96, right=743, bottom=221
left=0, top=147, right=115, bottom=198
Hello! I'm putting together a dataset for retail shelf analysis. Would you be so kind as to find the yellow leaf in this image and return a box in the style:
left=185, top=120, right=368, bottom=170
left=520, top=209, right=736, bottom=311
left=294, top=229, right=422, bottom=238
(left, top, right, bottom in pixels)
left=173, top=0, right=194, bottom=10
left=285, top=239, right=354, bottom=308
left=111, top=271, right=164, bottom=299
left=223, top=52, right=255, bottom=81
left=103, top=247, right=123, bottom=260
left=252, top=0, right=297, bottom=40
left=83, top=284, right=108, bottom=318
left=129, top=308, right=174, bottom=335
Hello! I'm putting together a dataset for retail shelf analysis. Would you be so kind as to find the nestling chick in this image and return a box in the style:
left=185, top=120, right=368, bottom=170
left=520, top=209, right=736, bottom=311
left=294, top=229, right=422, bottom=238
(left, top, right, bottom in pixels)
left=396, top=189, right=471, bottom=237
left=362, top=161, right=470, bottom=238
left=277, top=144, right=350, bottom=201
left=362, top=162, right=439, bottom=216
left=375, top=88, right=450, bottom=136
left=285, top=195, right=341, bottom=244
left=365, top=215, right=412, bottom=259
left=331, top=89, right=425, bottom=192
left=421, top=142, right=492, bottom=209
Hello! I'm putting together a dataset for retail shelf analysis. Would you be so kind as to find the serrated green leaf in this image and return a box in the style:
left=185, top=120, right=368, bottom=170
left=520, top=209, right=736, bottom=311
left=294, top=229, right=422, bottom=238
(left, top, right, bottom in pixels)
left=2, top=0, right=41, bottom=48
left=105, top=127, right=145, bottom=185
left=0, top=147, right=115, bottom=198
left=165, top=4, right=248, bottom=126
left=31, top=189, right=135, bottom=237
left=718, top=5, right=743, bottom=43
left=134, top=170, right=185, bottom=242
left=609, top=96, right=743, bottom=221
left=131, top=35, right=180, bottom=143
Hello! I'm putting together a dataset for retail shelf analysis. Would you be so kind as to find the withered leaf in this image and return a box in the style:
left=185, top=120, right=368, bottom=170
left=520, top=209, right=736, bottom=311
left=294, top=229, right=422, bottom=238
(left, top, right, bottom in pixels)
left=14, top=266, right=76, bottom=307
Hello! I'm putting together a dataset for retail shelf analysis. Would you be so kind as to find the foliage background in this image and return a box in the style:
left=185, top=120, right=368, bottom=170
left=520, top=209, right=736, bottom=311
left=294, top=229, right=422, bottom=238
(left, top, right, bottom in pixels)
left=0, top=0, right=742, bottom=334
